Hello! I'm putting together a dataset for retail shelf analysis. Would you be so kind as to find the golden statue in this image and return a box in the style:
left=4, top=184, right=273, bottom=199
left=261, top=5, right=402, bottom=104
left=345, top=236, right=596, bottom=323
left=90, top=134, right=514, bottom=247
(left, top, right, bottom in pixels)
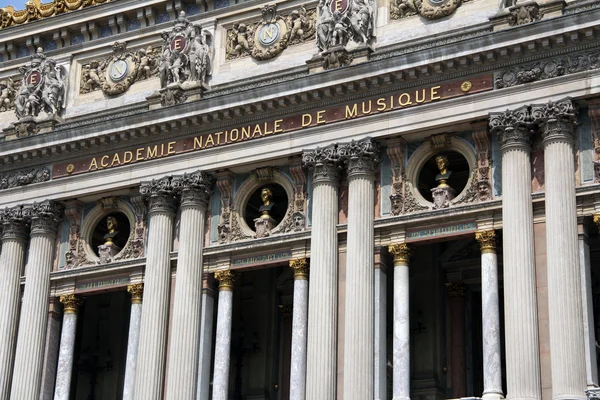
left=259, top=188, right=275, bottom=219
left=103, top=216, right=119, bottom=245
left=435, top=154, right=452, bottom=188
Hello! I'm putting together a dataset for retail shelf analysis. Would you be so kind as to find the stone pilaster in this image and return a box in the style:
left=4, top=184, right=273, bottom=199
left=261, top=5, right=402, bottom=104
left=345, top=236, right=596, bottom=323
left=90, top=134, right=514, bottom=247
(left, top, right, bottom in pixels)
left=476, top=231, right=504, bottom=400
left=134, top=176, right=179, bottom=400
left=11, top=200, right=63, bottom=400
left=53, top=294, right=82, bottom=400
left=374, top=248, right=387, bottom=400
left=40, top=298, right=62, bottom=400
left=166, top=171, right=213, bottom=400
left=123, top=283, right=144, bottom=400
left=212, top=270, right=237, bottom=400
left=581, top=219, right=598, bottom=388
left=533, top=98, right=586, bottom=400
left=196, top=277, right=216, bottom=400
left=289, top=258, right=309, bottom=400
left=489, top=107, right=541, bottom=400
left=302, top=144, right=343, bottom=400
left=0, top=206, right=29, bottom=400
left=341, top=138, right=379, bottom=400
left=388, top=242, right=410, bottom=400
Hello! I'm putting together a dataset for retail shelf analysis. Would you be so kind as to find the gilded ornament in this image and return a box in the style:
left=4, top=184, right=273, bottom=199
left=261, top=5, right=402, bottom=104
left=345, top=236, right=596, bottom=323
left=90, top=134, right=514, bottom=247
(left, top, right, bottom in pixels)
left=66, top=164, right=75, bottom=174
left=460, top=81, right=472, bottom=92
left=128, top=283, right=144, bottom=304
left=0, top=0, right=110, bottom=30
left=214, top=270, right=238, bottom=291
left=475, top=230, right=496, bottom=253
left=289, top=258, right=309, bottom=280
left=388, top=242, right=411, bottom=263
left=60, top=294, right=82, bottom=314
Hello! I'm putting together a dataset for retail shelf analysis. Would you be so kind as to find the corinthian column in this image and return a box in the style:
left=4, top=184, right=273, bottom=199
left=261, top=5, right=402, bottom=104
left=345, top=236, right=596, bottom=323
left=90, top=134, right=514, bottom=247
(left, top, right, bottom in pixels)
left=532, top=99, right=586, bottom=400
left=302, top=144, right=343, bottom=400
left=289, top=258, right=309, bottom=400
left=388, top=243, right=411, bottom=400
left=11, top=200, right=63, bottom=400
left=476, top=231, right=504, bottom=400
left=212, top=270, right=237, bottom=400
left=341, top=138, right=378, bottom=400
left=489, top=108, right=541, bottom=400
left=0, top=206, right=29, bottom=399
left=166, top=171, right=213, bottom=400
left=123, top=283, right=144, bottom=400
left=134, top=177, right=179, bottom=400
left=53, top=294, right=82, bottom=400
left=197, top=277, right=216, bottom=400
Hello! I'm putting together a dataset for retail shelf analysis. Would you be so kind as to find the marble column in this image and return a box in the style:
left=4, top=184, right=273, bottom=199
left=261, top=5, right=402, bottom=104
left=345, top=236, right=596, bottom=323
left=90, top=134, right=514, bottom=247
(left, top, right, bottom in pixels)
left=446, top=282, right=467, bottom=398
left=123, top=283, right=144, bottom=400
left=166, top=171, right=213, bottom=400
left=302, top=144, right=343, bottom=400
left=533, top=98, right=586, bottom=399
left=212, top=270, right=237, bottom=400
left=585, top=218, right=600, bottom=388
left=374, top=249, right=388, bottom=400
left=41, top=298, right=63, bottom=400
left=197, top=279, right=216, bottom=400
left=289, top=258, right=309, bottom=400
left=388, top=243, right=411, bottom=400
left=10, top=201, right=62, bottom=400
left=489, top=108, right=541, bottom=400
left=0, top=206, right=29, bottom=399
left=476, top=230, right=504, bottom=400
left=342, top=138, right=378, bottom=400
left=53, top=294, right=82, bottom=400
left=134, top=176, right=179, bottom=400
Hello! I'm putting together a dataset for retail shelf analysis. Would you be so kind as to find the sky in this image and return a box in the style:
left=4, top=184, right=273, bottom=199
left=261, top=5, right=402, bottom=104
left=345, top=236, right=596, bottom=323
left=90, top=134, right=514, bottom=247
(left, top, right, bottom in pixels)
left=0, top=0, right=29, bottom=9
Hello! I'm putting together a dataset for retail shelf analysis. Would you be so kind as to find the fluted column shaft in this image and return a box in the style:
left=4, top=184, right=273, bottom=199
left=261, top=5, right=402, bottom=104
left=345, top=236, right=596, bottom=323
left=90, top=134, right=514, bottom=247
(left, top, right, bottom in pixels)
left=490, top=109, right=541, bottom=400
left=134, top=178, right=178, bottom=400
left=476, top=231, right=504, bottom=400
left=212, top=271, right=237, bottom=400
left=374, top=256, right=387, bottom=400
left=11, top=201, right=62, bottom=400
left=343, top=139, right=378, bottom=400
left=123, top=284, right=144, bottom=400
left=0, top=210, right=28, bottom=399
left=289, top=259, right=309, bottom=400
left=534, top=99, right=586, bottom=400
left=197, top=285, right=216, bottom=400
left=53, top=295, right=81, bottom=400
left=166, top=172, right=213, bottom=400
left=388, top=243, right=411, bottom=400
left=302, top=145, right=342, bottom=400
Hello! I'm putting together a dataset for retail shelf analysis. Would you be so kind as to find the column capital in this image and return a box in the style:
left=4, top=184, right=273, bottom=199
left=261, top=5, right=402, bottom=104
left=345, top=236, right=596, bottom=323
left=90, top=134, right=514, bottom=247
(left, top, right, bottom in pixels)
left=30, top=200, right=63, bottom=236
left=339, top=138, right=379, bottom=178
left=128, top=283, right=144, bottom=304
left=531, top=98, right=578, bottom=146
left=476, top=230, right=496, bottom=254
left=388, top=242, right=410, bottom=264
left=489, top=105, right=534, bottom=152
left=140, top=176, right=179, bottom=215
left=302, top=143, right=344, bottom=185
left=0, top=205, right=30, bottom=242
left=177, top=170, right=214, bottom=208
left=445, top=282, right=466, bottom=298
left=214, top=270, right=238, bottom=291
left=59, top=294, right=82, bottom=314
left=289, top=258, right=309, bottom=280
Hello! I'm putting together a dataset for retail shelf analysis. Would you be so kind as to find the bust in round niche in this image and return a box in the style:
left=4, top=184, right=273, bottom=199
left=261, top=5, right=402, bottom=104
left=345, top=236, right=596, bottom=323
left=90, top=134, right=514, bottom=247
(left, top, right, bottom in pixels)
left=418, top=151, right=469, bottom=209
left=91, top=212, right=130, bottom=263
left=244, top=184, right=288, bottom=238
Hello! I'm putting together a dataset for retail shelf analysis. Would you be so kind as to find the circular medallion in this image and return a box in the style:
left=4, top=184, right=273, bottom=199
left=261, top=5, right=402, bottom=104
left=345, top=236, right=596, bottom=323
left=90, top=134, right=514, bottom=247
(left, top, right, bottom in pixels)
left=170, top=35, right=188, bottom=52
left=26, top=71, right=42, bottom=86
left=109, top=60, right=129, bottom=82
left=330, top=0, right=349, bottom=14
left=460, top=81, right=472, bottom=92
left=66, top=164, right=75, bottom=174
left=258, top=23, right=281, bottom=46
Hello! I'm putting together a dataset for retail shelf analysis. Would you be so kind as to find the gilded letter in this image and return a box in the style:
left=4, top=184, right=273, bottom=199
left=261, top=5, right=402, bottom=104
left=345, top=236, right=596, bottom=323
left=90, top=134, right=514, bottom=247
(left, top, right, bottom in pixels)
left=230, top=128, right=239, bottom=142
left=431, top=85, right=441, bottom=100
left=147, top=145, right=158, bottom=159
left=123, top=151, right=133, bottom=164
left=346, top=104, right=358, bottom=119
left=274, top=119, right=283, bottom=133
left=253, top=124, right=263, bottom=137
left=398, top=93, right=412, bottom=107
left=205, top=134, right=215, bottom=147
left=194, top=136, right=203, bottom=149
left=89, top=158, right=98, bottom=171
left=316, top=110, right=326, bottom=124
left=136, top=148, right=144, bottom=161
left=302, top=114, right=312, bottom=127
left=415, top=89, right=426, bottom=103
left=111, top=153, right=121, bottom=167
left=168, top=141, right=176, bottom=155
left=242, top=126, right=252, bottom=139
left=215, top=132, right=223, bottom=145
left=377, top=97, right=387, bottom=112
left=100, top=155, right=109, bottom=168
left=361, top=100, right=372, bottom=115
left=264, top=122, right=273, bottom=135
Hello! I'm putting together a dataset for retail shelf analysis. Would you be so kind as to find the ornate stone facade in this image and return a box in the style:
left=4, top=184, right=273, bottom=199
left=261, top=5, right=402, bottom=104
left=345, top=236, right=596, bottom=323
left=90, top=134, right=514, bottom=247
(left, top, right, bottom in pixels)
left=391, top=0, right=462, bottom=20
left=0, top=0, right=110, bottom=29
left=0, top=166, right=50, bottom=191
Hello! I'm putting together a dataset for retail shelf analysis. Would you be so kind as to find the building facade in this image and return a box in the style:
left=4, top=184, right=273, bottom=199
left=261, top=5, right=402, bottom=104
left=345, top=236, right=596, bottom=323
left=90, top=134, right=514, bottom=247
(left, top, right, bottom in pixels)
left=1, top=0, right=600, bottom=399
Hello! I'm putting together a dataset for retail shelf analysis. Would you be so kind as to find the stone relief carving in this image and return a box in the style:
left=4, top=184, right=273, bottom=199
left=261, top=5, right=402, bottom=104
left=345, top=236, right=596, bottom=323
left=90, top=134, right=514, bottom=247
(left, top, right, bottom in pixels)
left=225, top=4, right=316, bottom=61
left=0, top=166, right=50, bottom=191
left=507, top=2, right=541, bottom=25
left=0, top=77, right=19, bottom=112
left=161, top=88, right=188, bottom=106
left=158, top=11, right=213, bottom=91
left=0, top=0, right=110, bottom=30
left=64, top=201, right=83, bottom=269
left=113, top=195, right=146, bottom=261
left=495, top=50, right=600, bottom=89
left=216, top=171, right=234, bottom=244
left=588, top=101, right=600, bottom=183
left=14, top=48, right=66, bottom=120
left=472, top=127, right=493, bottom=201
left=80, top=42, right=160, bottom=95
left=391, top=0, right=462, bottom=20
left=279, top=160, right=307, bottom=233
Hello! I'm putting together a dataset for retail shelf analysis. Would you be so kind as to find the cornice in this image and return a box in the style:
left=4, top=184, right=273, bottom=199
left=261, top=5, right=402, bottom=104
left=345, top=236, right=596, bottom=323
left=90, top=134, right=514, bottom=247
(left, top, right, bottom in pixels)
left=2, top=8, right=600, bottom=171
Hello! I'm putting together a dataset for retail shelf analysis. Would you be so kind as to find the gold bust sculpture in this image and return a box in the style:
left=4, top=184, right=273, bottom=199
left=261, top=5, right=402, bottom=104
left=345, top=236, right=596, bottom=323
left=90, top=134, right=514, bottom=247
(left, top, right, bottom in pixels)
left=103, top=216, right=119, bottom=245
left=258, top=188, right=275, bottom=219
left=435, top=154, right=452, bottom=188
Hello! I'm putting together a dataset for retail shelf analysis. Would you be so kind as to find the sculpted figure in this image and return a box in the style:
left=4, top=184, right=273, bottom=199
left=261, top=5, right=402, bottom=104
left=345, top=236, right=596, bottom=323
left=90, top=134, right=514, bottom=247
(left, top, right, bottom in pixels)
left=316, top=0, right=335, bottom=52
left=135, top=47, right=153, bottom=81
left=435, top=154, right=452, bottom=188
left=235, top=23, right=251, bottom=56
left=103, top=216, right=119, bottom=245
left=258, top=188, right=275, bottom=219
left=0, top=78, right=15, bottom=112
